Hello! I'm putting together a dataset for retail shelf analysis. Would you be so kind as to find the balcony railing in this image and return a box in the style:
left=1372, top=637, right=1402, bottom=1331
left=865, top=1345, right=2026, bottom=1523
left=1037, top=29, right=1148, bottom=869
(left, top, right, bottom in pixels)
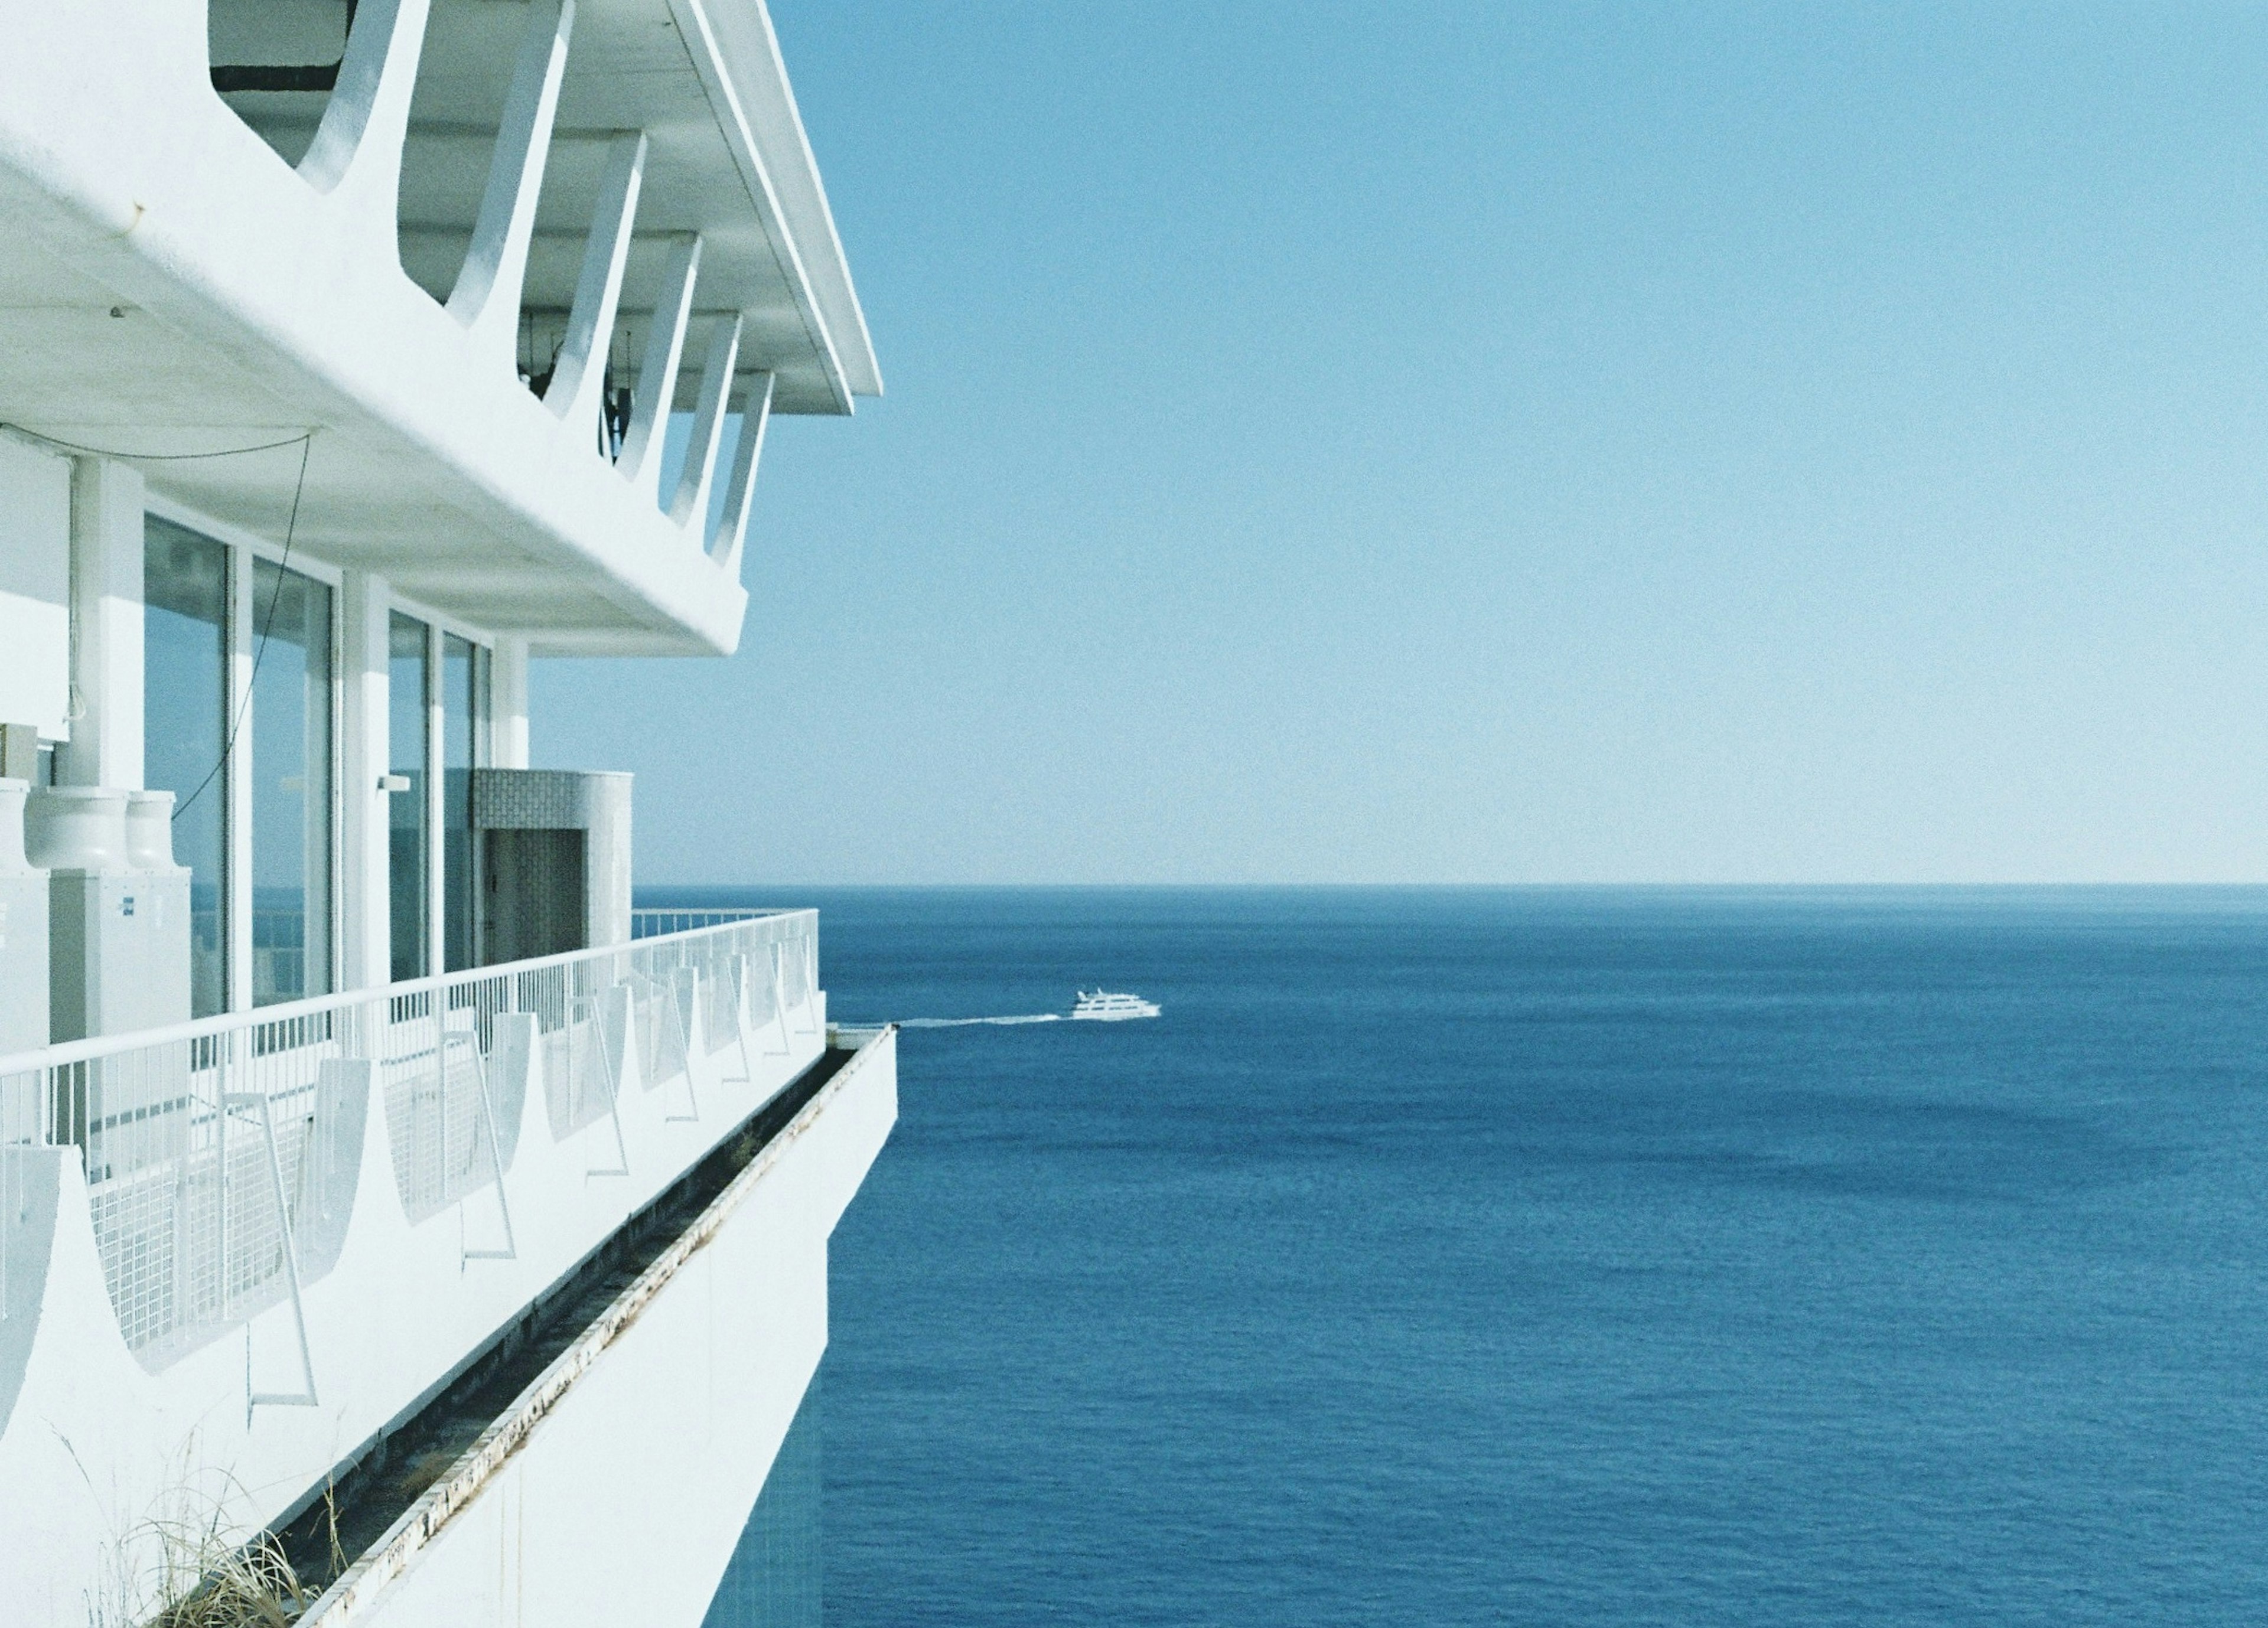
left=630, top=906, right=776, bottom=940
left=0, top=911, right=819, bottom=1371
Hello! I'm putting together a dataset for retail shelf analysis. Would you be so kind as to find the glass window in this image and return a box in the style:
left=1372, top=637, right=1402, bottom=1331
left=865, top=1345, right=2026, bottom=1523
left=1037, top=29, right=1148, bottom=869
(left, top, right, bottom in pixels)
left=389, top=613, right=429, bottom=982
left=144, top=518, right=230, bottom=1017
left=442, top=632, right=479, bottom=973
left=250, top=560, right=332, bottom=1005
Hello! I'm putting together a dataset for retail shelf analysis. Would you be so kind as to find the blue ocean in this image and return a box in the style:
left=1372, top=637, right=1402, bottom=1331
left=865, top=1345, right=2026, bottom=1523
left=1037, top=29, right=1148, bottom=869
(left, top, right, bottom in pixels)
left=677, top=886, right=2268, bottom=1626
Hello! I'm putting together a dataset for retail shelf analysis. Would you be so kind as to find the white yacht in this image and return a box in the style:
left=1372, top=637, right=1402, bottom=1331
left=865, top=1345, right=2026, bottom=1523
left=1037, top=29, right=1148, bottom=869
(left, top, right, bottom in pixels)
left=1073, top=990, right=1162, bottom=1020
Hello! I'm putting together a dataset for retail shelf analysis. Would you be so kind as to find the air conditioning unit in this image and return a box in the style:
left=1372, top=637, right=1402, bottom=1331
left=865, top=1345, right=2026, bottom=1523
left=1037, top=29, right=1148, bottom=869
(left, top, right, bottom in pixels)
left=0, top=777, right=48, bottom=1056
left=26, top=787, right=191, bottom=1042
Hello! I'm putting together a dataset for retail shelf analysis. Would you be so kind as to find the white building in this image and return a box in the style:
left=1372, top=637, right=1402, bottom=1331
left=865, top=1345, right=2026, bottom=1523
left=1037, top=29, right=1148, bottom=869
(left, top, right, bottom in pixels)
left=0, top=2, right=893, bottom=1622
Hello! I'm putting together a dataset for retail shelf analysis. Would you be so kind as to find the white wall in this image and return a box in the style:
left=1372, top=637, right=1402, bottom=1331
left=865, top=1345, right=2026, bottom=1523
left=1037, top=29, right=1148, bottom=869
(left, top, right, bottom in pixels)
left=0, top=436, right=73, bottom=740
left=0, top=964, right=847, bottom=1625
left=492, top=635, right=530, bottom=769
left=330, top=1030, right=897, bottom=1628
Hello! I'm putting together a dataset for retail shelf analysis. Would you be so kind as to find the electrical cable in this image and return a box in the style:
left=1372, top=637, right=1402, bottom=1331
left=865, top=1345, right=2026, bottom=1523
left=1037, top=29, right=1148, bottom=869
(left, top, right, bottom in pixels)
left=0, top=424, right=318, bottom=462
left=170, top=432, right=314, bottom=824
left=0, top=422, right=321, bottom=819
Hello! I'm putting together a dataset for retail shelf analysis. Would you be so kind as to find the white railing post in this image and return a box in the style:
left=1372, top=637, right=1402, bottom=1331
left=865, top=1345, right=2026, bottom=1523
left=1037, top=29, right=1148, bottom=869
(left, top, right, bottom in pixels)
left=729, top=952, right=759, bottom=1084
left=767, top=941, right=793, bottom=1055
left=572, top=991, right=630, bottom=1179
left=235, top=1091, right=319, bottom=1415
left=666, top=966, right=699, bottom=1122
left=215, top=1034, right=232, bottom=1321
left=450, top=1032, right=518, bottom=1262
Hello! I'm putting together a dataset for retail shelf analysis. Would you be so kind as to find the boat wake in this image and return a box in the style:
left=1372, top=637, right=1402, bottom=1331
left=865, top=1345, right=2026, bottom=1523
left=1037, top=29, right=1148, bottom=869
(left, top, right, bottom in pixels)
left=871, top=993, right=1160, bottom=1028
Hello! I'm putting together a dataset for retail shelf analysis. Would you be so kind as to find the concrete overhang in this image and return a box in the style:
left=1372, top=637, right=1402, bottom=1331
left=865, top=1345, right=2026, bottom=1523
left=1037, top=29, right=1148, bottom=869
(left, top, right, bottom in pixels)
left=0, top=0, right=879, bottom=656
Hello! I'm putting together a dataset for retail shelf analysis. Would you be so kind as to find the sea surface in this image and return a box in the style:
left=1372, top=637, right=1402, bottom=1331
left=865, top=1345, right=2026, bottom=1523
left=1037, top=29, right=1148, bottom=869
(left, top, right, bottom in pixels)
left=660, top=886, right=2268, bottom=1626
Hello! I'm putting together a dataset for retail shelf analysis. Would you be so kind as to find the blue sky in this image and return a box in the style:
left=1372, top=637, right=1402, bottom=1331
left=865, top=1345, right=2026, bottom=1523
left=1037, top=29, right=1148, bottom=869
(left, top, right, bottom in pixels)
left=537, top=3, right=2268, bottom=883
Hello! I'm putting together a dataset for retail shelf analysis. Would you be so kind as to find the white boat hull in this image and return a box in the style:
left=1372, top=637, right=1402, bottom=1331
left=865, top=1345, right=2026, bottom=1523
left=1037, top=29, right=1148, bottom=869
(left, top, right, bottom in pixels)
left=1070, top=991, right=1161, bottom=1020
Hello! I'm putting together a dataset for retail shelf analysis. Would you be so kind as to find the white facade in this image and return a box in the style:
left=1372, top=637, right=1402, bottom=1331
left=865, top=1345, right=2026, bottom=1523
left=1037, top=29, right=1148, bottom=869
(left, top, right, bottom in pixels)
left=0, top=4, right=888, bottom=1621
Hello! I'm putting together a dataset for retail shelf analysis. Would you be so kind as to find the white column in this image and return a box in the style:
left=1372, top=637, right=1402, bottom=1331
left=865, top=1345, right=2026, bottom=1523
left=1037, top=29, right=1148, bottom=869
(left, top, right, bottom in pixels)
left=227, top=552, right=255, bottom=1011
left=61, top=457, right=145, bottom=789
left=341, top=572, right=392, bottom=991
left=426, top=632, right=444, bottom=980
left=493, top=635, right=530, bottom=769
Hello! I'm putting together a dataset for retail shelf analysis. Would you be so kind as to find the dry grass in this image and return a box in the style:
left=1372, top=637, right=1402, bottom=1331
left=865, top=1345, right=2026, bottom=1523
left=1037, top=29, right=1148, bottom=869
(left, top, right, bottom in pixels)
left=139, top=1524, right=308, bottom=1628
left=83, top=1476, right=341, bottom=1628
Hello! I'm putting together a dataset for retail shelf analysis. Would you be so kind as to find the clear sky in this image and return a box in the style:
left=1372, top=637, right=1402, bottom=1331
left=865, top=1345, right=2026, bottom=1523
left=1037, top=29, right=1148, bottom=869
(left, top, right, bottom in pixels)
left=536, top=2, right=2268, bottom=885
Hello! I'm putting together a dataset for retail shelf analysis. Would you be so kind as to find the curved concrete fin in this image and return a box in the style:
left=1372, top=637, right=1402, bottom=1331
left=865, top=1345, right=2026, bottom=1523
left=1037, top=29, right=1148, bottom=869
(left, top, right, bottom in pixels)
left=712, top=370, right=774, bottom=576
left=448, top=0, right=578, bottom=371
left=299, top=0, right=434, bottom=256
left=669, top=315, right=742, bottom=531
left=546, top=132, right=647, bottom=433
left=617, top=234, right=702, bottom=495
left=0, top=1149, right=64, bottom=1437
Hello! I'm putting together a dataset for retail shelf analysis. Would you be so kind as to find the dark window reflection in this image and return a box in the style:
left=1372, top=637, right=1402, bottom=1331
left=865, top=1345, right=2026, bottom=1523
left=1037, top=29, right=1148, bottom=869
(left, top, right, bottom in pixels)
left=389, top=613, right=429, bottom=983
left=442, top=632, right=479, bottom=973
left=144, top=517, right=229, bottom=1017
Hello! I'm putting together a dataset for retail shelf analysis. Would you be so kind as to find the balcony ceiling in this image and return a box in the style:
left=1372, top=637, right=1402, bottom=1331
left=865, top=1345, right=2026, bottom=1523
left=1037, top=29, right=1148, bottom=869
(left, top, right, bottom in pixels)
left=0, top=0, right=877, bottom=654
left=219, top=0, right=881, bottom=416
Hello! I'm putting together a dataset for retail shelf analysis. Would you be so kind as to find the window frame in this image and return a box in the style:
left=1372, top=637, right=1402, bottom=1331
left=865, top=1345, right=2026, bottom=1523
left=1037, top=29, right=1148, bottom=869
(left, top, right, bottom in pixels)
left=146, top=500, right=500, bottom=996
left=147, top=496, right=349, bottom=1009
left=382, top=592, right=496, bottom=981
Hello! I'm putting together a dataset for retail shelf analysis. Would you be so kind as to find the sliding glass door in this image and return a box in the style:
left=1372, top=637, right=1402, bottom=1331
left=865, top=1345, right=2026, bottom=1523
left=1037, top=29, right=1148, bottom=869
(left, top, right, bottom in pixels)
left=147, top=517, right=339, bottom=1012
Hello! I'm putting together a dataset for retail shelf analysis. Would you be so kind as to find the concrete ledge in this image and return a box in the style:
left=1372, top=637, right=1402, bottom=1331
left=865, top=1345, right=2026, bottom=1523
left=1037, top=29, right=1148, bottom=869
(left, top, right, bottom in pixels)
left=302, top=1025, right=895, bottom=1627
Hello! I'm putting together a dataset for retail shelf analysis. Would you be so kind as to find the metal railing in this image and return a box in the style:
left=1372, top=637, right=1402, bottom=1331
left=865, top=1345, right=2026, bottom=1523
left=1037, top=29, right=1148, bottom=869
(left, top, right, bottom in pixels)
left=0, top=910, right=818, bottom=1374
left=630, top=906, right=775, bottom=939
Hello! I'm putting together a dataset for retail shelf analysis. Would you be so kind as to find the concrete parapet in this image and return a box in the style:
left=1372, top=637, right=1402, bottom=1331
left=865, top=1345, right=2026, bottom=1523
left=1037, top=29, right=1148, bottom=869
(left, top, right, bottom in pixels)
left=0, top=955, right=844, bottom=1624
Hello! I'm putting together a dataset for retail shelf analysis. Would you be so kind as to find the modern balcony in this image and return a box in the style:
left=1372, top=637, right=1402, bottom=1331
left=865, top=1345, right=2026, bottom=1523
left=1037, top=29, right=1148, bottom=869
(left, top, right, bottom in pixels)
left=0, top=907, right=895, bottom=1624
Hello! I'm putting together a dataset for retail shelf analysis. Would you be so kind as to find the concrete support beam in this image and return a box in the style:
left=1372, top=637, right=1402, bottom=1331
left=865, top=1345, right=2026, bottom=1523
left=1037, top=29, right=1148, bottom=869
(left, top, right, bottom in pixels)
left=448, top=0, right=578, bottom=371
left=546, top=132, right=647, bottom=436
left=669, top=315, right=742, bottom=534
left=712, top=373, right=774, bottom=579
left=60, top=458, right=145, bottom=790
left=617, top=235, right=702, bottom=500
left=299, top=0, right=434, bottom=256
left=341, top=572, right=392, bottom=991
